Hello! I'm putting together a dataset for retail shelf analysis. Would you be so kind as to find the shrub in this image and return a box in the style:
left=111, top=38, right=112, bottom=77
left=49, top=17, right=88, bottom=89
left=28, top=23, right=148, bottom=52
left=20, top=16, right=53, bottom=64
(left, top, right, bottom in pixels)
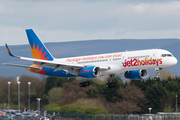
left=43, top=103, right=61, bottom=111
left=86, top=107, right=108, bottom=114
left=60, top=105, right=108, bottom=114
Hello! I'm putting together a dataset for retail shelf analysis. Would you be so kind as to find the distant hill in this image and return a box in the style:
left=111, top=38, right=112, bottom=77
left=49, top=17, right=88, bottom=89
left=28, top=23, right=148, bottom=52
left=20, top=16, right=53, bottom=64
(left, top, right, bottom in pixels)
left=0, top=39, right=180, bottom=80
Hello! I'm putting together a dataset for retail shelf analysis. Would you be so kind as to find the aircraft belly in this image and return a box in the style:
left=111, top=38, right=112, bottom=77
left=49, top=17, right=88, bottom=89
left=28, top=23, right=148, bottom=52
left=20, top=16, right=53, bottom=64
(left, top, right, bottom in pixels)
left=43, top=67, right=77, bottom=77
left=101, top=64, right=123, bottom=75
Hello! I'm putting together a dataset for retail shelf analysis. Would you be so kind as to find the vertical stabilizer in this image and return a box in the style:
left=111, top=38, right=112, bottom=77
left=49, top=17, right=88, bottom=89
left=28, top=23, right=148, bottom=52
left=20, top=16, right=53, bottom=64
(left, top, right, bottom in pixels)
left=26, top=29, right=54, bottom=61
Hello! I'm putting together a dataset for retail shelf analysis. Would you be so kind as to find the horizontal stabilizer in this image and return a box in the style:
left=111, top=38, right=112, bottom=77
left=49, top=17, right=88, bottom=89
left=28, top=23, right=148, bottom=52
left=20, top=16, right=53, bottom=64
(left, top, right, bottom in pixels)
left=4, top=63, right=41, bottom=70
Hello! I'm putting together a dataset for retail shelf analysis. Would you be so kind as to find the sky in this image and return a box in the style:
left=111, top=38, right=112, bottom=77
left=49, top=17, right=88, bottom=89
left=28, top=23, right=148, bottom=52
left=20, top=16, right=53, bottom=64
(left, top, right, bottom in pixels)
left=0, top=0, right=180, bottom=46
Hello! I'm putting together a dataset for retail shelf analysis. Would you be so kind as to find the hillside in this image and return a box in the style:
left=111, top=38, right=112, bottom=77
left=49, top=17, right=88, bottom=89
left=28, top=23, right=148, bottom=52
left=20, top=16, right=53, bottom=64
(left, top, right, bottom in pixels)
left=0, top=39, right=180, bottom=80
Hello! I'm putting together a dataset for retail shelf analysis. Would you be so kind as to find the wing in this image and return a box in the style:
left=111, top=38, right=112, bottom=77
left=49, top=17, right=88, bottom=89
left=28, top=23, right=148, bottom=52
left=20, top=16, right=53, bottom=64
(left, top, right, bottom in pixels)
left=5, top=44, right=110, bottom=74
left=3, top=63, right=41, bottom=70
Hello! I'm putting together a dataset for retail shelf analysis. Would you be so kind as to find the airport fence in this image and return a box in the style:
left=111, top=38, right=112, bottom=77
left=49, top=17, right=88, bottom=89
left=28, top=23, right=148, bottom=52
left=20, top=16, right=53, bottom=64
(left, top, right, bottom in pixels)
left=49, top=112, right=180, bottom=120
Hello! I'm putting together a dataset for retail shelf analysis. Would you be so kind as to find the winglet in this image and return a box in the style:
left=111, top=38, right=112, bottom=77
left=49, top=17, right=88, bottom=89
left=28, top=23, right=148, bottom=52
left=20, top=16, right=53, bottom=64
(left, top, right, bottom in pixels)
left=5, top=44, right=20, bottom=58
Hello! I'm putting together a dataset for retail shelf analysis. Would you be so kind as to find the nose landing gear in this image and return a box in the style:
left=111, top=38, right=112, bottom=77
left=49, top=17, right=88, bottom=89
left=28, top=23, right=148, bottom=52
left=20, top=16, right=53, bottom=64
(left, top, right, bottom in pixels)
left=154, top=68, right=162, bottom=81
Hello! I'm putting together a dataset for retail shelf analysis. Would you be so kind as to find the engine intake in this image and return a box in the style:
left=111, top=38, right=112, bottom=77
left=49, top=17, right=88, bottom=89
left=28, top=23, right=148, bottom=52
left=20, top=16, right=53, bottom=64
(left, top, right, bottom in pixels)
left=124, top=69, right=148, bottom=80
left=78, top=66, right=101, bottom=78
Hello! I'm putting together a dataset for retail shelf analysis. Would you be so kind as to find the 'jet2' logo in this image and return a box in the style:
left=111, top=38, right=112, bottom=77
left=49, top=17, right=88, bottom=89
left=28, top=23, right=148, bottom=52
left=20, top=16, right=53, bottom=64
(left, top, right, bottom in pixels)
left=122, top=57, right=162, bottom=67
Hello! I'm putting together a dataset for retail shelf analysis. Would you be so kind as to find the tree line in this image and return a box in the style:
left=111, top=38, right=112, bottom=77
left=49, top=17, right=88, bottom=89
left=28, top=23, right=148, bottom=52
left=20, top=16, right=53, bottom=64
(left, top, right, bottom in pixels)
left=0, top=70, right=180, bottom=114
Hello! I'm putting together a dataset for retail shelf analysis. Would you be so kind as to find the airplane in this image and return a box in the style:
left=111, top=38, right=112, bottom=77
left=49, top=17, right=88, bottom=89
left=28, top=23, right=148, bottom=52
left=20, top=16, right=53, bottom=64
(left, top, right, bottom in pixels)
left=4, top=29, right=178, bottom=88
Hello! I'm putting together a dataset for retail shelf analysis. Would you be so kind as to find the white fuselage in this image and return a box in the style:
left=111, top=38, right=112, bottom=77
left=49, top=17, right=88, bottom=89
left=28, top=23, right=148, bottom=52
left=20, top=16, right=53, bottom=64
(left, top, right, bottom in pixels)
left=53, top=49, right=177, bottom=76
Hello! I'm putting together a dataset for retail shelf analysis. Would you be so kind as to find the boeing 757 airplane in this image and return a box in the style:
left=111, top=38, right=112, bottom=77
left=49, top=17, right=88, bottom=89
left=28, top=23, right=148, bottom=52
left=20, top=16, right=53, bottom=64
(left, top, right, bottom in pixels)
left=4, top=29, right=178, bottom=88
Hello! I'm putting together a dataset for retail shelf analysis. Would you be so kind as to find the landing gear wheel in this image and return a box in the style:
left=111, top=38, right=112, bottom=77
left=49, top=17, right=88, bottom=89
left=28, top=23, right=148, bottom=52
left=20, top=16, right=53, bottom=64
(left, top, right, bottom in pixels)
left=106, top=83, right=109, bottom=88
left=86, top=81, right=90, bottom=86
left=79, top=78, right=90, bottom=88
left=106, top=82, right=116, bottom=88
left=79, top=82, right=83, bottom=87
left=110, top=83, right=113, bottom=88
left=112, top=82, right=116, bottom=87
left=155, top=77, right=160, bottom=81
left=83, top=82, right=87, bottom=87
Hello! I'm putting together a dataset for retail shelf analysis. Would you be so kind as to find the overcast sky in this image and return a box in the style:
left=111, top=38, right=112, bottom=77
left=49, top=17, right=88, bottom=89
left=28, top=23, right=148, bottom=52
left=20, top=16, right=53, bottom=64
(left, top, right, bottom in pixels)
left=0, top=0, right=180, bottom=46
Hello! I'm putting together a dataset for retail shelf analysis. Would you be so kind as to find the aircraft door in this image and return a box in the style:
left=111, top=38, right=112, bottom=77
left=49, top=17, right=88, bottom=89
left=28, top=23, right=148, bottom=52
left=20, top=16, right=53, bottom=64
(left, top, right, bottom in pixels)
left=121, top=55, right=126, bottom=68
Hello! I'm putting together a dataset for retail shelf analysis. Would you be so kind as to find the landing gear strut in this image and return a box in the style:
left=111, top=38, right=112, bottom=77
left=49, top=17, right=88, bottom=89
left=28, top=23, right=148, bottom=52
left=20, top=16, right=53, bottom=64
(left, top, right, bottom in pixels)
left=106, top=74, right=116, bottom=88
left=79, top=78, right=90, bottom=87
left=154, top=68, right=162, bottom=81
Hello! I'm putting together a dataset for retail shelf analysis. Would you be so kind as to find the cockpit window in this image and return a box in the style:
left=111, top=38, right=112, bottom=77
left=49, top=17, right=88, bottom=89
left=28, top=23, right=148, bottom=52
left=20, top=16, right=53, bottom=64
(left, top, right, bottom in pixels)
left=161, top=54, right=172, bottom=57
left=161, top=54, right=166, bottom=57
left=167, top=54, right=172, bottom=57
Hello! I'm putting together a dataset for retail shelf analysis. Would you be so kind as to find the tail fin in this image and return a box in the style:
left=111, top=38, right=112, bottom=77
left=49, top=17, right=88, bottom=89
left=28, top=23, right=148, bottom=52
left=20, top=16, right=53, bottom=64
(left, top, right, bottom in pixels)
left=26, top=29, right=54, bottom=61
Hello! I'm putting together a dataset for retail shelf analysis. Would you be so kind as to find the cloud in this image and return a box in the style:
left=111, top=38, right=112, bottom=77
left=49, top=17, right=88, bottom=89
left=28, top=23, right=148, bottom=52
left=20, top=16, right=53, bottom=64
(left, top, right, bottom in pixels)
left=0, top=0, right=180, bottom=46
left=129, top=1, right=180, bottom=14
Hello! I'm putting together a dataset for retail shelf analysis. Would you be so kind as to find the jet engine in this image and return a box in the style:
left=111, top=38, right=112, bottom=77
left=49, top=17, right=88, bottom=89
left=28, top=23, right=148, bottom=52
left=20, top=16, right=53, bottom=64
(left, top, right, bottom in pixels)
left=124, top=69, right=148, bottom=80
left=78, top=66, right=101, bottom=78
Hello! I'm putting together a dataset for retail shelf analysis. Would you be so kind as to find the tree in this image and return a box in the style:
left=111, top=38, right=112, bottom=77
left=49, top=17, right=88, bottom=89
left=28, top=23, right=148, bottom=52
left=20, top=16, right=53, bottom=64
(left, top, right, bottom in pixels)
left=47, top=87, right=63, bottom=104
left=145, top=82, right=167, bottom=113
left=160, top=69, right=175, bottom=80
left=98, top=77, right=124, bottom=102
left=103, top=100, right=141, bottom=114
left=160, top=95, right=175, bottom=112
left=60, top=80, right=88, bottom=105
left=45, top=77, right=75, bottom=94
left=117, top=85, right=147, bottom=113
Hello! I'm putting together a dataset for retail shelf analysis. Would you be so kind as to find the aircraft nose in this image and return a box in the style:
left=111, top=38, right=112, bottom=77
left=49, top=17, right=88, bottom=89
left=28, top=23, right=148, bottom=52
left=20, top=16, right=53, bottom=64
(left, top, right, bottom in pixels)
left=172, top=57, right=178, bottom=65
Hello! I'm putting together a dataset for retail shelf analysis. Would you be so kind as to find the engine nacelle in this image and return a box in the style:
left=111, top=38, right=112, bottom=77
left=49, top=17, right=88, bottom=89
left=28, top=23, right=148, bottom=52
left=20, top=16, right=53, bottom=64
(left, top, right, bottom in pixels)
left=124, top=69, right=148, bottom=80
left=78, top=66, right=101, bottom=78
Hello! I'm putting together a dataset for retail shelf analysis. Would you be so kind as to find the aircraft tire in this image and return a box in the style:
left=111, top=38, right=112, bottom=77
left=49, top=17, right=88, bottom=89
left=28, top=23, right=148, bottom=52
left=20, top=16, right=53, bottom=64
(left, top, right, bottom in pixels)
left=154, top=77, right=160, bottom=81
left=106, top=83, right=109, bottom=88
left=110, top=83, right=114, bottom=88
left=79, top=82, right=83, bottom=87
left=106, top=83, right=117, bottom=88
left=86, top=81, right=90, bottom=86
left=113, top=82, right=116, bottom=87
left=83, top=82, right=87, bottom=87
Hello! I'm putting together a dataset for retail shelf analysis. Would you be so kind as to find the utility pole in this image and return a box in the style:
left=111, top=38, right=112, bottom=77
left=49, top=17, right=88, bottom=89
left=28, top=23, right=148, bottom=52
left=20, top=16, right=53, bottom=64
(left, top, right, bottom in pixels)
left=176, top=95, right=178, bottom=119
left=8, top=82, right=11, bottom=109
left=28, top=82, right=31, bottom=111
left=17, top=81, right=21, bottom=113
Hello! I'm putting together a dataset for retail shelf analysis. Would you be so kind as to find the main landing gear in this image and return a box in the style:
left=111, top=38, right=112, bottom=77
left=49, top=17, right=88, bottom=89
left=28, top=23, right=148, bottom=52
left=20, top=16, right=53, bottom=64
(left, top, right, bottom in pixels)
left=154, top=68, right=162, bottom=81
left=79, top=78, right=90, bottom=87
left=106, top=74, right=116, bottom=88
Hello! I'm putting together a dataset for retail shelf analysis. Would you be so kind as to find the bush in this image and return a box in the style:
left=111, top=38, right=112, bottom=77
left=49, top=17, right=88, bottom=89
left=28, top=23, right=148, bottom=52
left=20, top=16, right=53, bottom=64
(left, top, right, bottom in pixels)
left=86, top=107, right=108, bottom=114
left=71, top=106, right=87, bottom=114
left=43, top=103, right=61, bottom=111
left=60, top=105, right=108, bottom=114
left=60, top=105, right=87, bottom=113
left=59, top=105, right=70, bottom=112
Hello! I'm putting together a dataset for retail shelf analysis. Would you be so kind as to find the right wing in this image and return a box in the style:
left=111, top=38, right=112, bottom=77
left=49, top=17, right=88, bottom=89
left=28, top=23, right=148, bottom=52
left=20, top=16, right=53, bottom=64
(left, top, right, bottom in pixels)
left=3, top=63, right=41, bottom=70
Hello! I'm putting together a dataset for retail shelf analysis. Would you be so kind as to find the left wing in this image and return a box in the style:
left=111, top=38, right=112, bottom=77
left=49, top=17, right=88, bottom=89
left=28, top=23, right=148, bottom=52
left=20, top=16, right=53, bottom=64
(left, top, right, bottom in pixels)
left=5, top=43, right=84, bottom=69
left=5, top=44, right=110, bottom=73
